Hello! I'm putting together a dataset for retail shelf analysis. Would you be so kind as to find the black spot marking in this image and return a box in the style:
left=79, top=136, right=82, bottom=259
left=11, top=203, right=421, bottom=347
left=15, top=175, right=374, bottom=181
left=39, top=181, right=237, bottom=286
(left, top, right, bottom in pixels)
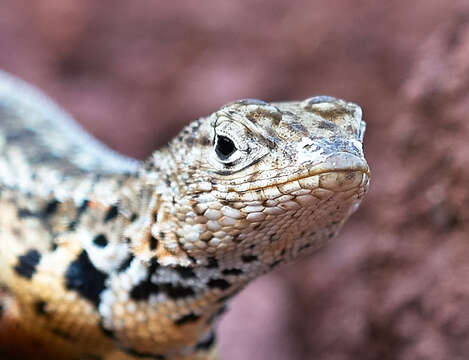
left=148, top=258, right=160, bottom=274
left=174, top=266, right=196, bottom=279
left=34, top=300, right=48, bottom=316
left=68, top=220, right=77, bottom=231
left=17, top=208, right=35, bottom=218
left=14, top=249, right=41, bottom=279
left=118, top=254, right=134, bottom=272
left=162, top=284, right=195, bottom=299
left=129, top=258, right=162, bottom=300
left=149, top=236, right=158, bottom=250
left=130, top=213, right=138, bottom=222
left=174, top=312, right=200, bottom=326
left=241, top=255, right=258, bottom=263
left=206, top=257, right=219, bottom=268
left=93, top=234, right=108, bottom=248
left=195, top=331, right=216, bottom=351
left=104, top=205, right=119, bottom=223
left=130, top=281, right=160, bottom=301
left=153, top=212, right=158, bottom=223
left=207, top=278, right=231, bottom=290
left=222, top=268, right=243, bottom=276
left=44, top=199, right=59, bottom=216
left=77, top=200, right=89, bottom=216
left=123, top=348, right=165, bottom=359
left=65, top=251, right=107, bottom=306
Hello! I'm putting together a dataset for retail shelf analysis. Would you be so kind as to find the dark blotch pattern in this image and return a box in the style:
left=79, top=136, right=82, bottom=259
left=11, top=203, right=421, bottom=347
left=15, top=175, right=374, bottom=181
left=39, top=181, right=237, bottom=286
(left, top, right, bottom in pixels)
left=44, top=199, right=59, bottom=216
left=128, top=258, right=196, bottom=301
left=207, top=278, right=231, bottom=290
left=104, top=205, right=119, bottom=223
left=65, top=250, right=107, bottom=306
left=129, top=259, right=161, bottom=300
left=14, top=249, right=41, bottom=279
left=221, top=268, right=243, bottom=276
left=117, top=254, right=134, bottom=272
left=163, top=283, right=195, bottom=299
left=206, top=257, right=218, bottom=268
left=130, top=280, right=195, bottom=301
left=93, top=234, right=108, bottom=247
left=77, top=200, right=89, bottom=217
left=241, top=255, right=258, bottom=263
left=17, top=208, right=34, bottom=218
left=174, top=312, right=201, bottom=325
left=149, top=236, right=158, bottom=250
left=124, top=348, right=165, bottom=360
left=34, top=300, right=48, bottom=316
left=174, top=266, right=196, bottom=279
left=130, top=280, right=160, bottom=301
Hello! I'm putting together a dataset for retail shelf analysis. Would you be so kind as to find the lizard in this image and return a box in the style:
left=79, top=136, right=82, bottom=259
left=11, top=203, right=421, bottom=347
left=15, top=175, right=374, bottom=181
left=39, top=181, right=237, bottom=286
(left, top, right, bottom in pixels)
left=0, top=69, right=370, bottom=360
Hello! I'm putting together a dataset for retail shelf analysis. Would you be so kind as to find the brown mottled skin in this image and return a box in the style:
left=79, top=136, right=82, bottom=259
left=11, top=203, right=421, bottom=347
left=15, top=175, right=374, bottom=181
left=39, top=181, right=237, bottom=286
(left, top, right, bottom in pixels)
left=0, top=71, right=369, bottom=360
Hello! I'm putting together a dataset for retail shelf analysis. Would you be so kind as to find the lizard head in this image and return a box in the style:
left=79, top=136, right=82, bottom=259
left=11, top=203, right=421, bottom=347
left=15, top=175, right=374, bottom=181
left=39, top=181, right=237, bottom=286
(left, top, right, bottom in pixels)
left=145, top=96, right=369, bottom=274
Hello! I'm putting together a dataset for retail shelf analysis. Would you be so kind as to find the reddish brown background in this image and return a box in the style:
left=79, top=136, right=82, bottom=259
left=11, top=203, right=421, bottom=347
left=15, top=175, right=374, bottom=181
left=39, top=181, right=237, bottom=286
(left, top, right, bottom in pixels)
left=2, top=1, right=469, bottom=359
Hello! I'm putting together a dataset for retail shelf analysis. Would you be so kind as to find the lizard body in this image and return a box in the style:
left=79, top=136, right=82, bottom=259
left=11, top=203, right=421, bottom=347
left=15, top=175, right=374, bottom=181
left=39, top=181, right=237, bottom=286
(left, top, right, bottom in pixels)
left=0, top=70, right=369, bottom=360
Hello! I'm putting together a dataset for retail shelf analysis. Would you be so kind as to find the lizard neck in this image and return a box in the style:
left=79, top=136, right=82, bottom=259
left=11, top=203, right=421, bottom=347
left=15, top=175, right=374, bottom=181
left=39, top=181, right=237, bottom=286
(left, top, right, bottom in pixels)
left=102, top=150, right=254, bottom=358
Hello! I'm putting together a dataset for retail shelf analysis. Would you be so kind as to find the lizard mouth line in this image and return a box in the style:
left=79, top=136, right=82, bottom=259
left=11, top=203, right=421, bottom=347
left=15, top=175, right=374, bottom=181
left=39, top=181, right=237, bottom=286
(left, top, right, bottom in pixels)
left=240, top=167, right=370, bottom=194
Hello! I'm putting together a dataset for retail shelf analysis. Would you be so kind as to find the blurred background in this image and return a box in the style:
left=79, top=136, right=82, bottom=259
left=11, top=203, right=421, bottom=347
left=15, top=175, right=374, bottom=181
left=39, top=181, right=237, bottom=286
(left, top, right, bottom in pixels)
left=1, top=1, right=469, bottom=359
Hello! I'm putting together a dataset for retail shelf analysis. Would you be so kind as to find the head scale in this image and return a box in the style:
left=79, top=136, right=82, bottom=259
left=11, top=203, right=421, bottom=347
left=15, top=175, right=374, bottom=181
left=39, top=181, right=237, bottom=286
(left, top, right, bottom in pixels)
left=142, top=96, right=370, bottom=274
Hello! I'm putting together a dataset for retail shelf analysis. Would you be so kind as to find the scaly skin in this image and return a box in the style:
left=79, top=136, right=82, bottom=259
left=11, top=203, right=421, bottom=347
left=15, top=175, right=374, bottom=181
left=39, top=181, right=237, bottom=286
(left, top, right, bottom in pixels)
left=0, top=70, right=369, bottom=360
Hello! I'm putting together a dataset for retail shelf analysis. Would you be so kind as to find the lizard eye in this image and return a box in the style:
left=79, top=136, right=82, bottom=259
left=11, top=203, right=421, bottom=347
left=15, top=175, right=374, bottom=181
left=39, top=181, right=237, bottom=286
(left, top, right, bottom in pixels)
left=215, top=135, right=236, bottom=160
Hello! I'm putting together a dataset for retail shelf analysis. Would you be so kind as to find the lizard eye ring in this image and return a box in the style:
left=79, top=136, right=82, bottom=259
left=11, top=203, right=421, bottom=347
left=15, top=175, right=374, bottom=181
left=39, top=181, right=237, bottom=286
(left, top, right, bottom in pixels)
left=215, top=135, right=236, bottom=160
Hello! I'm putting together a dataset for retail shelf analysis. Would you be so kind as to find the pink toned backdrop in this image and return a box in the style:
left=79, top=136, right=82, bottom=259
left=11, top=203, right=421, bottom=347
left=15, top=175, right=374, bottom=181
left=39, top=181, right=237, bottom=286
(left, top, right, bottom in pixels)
left=2, top=1, right=469, bottom=359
